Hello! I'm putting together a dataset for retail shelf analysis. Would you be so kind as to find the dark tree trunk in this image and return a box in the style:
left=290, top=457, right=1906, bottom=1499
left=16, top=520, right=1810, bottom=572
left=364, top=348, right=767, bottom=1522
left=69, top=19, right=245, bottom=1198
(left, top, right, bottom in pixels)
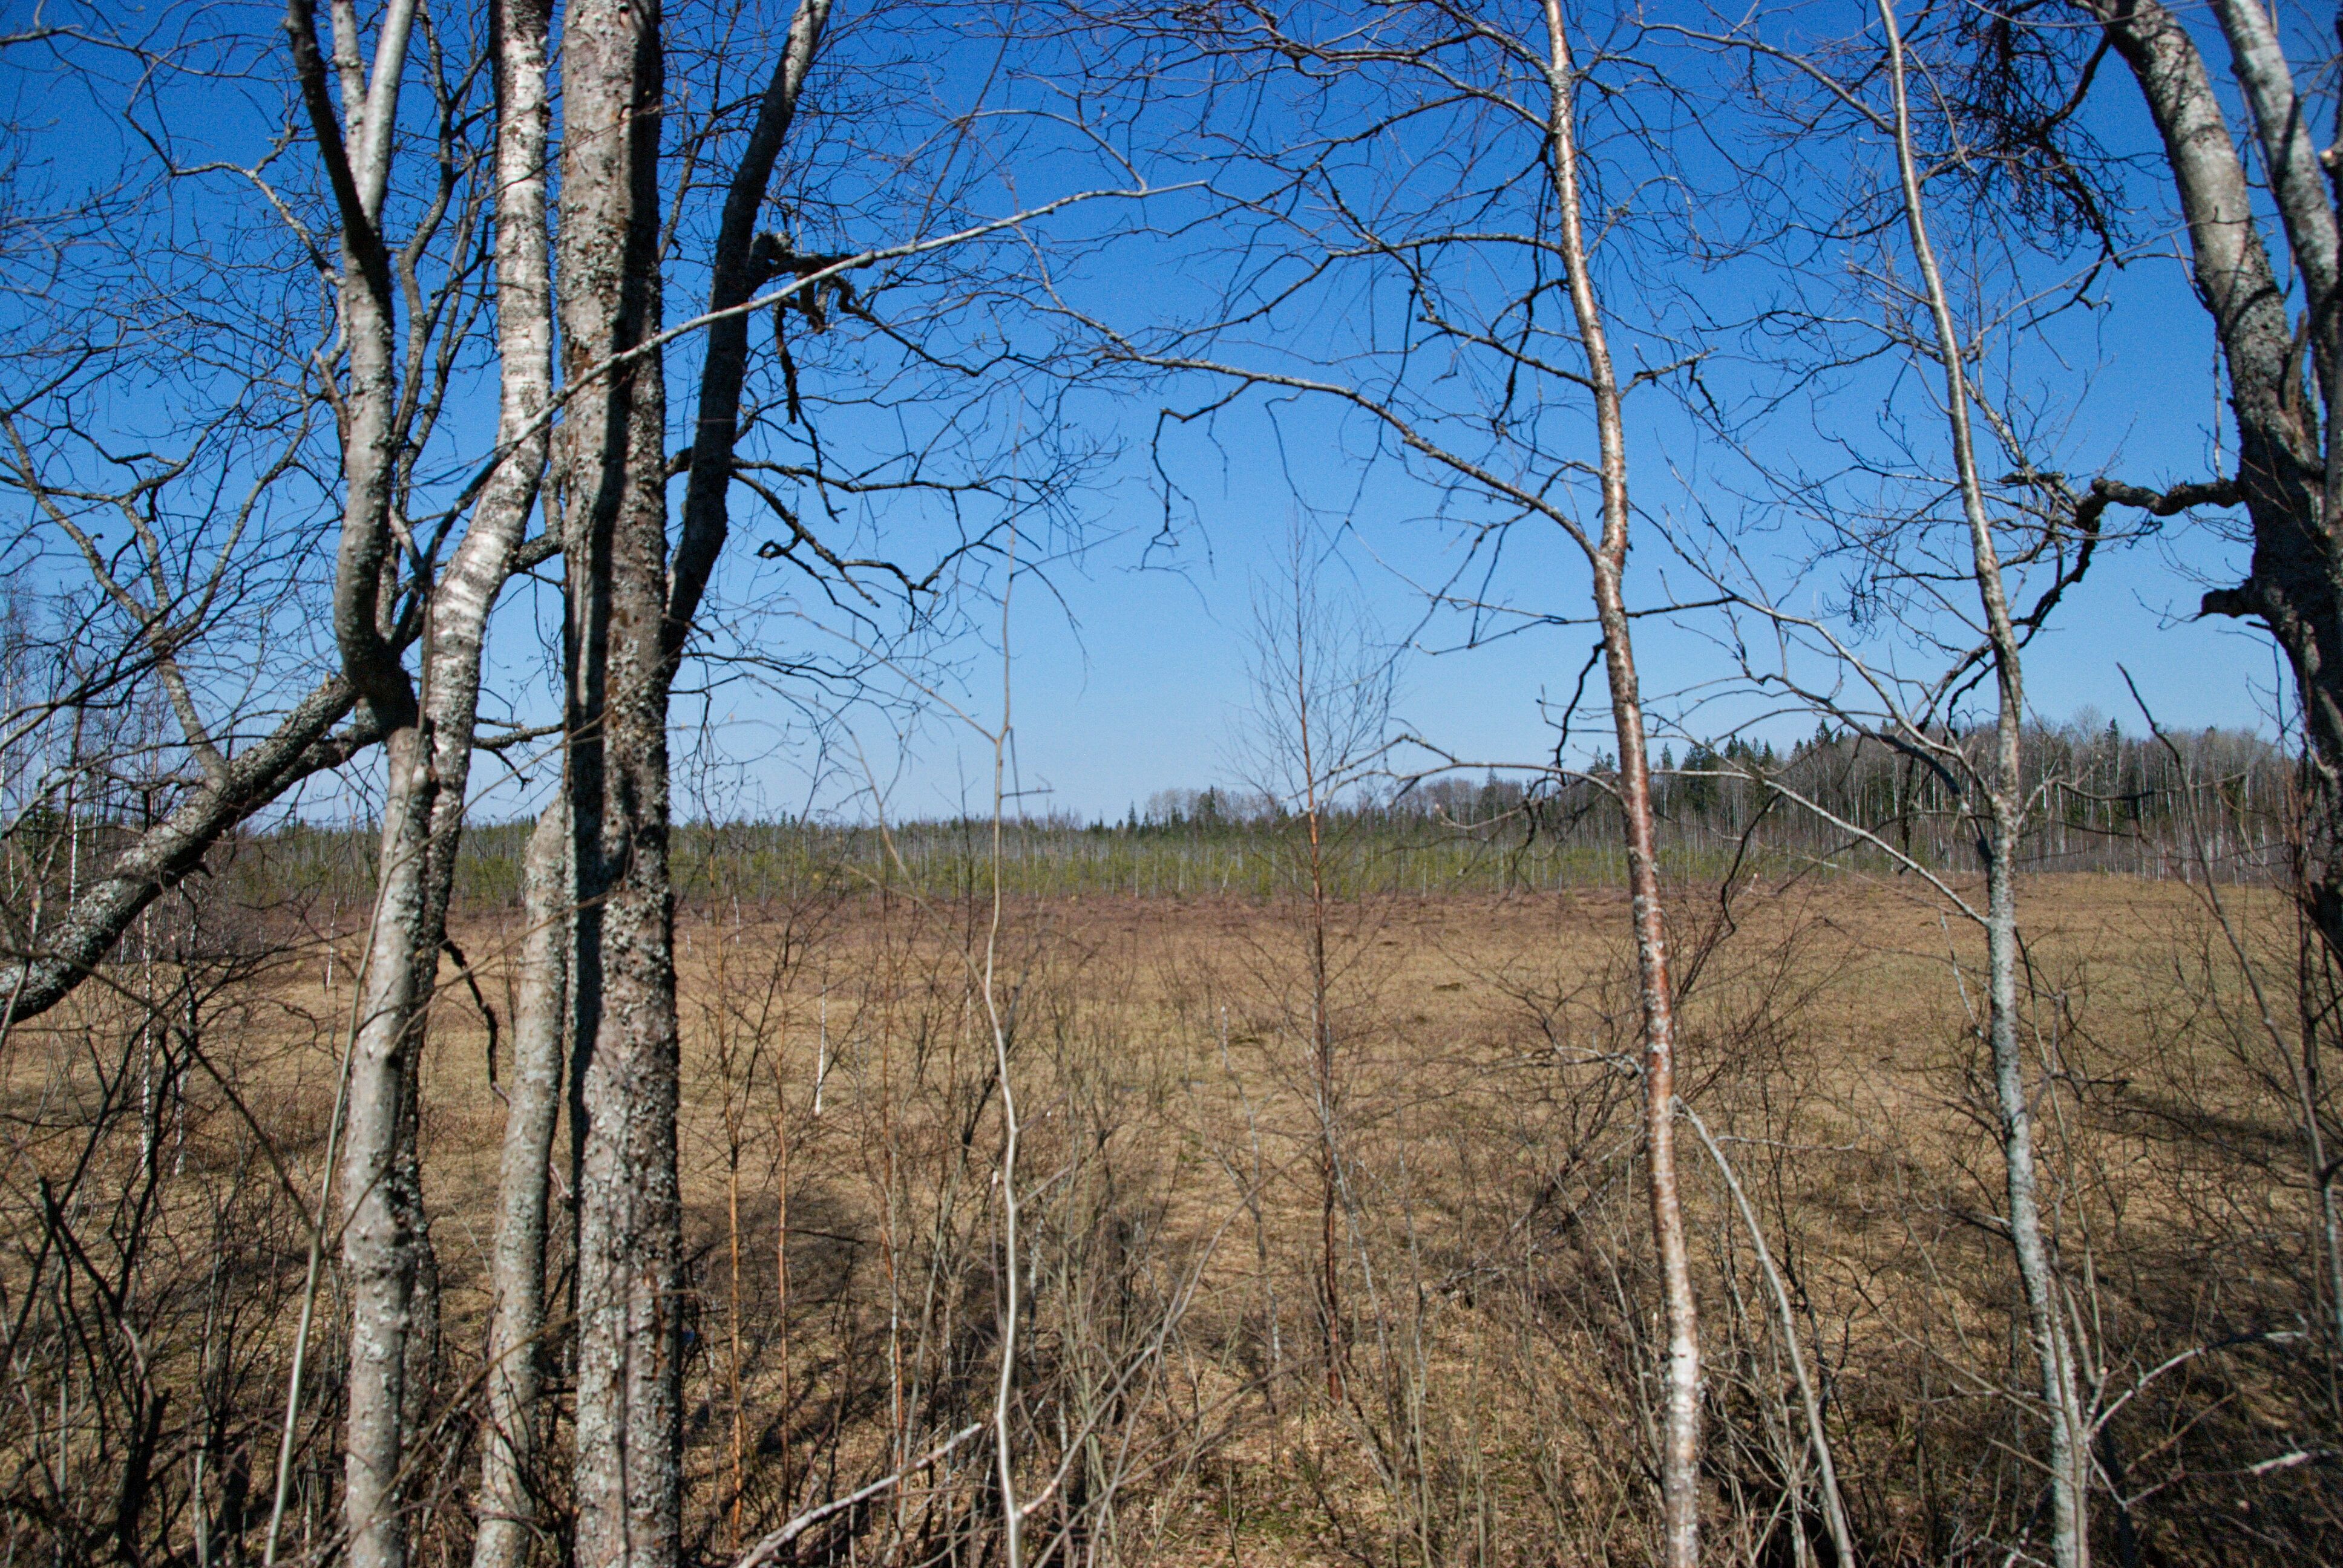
left=2091, top=0, right=2343, bottom=956
left=557, top=0, right=682, bottom=1559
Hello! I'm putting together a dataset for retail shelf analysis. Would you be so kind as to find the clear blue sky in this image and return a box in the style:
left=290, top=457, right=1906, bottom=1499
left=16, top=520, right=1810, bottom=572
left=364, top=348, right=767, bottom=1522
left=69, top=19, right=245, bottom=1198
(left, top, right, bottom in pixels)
left=1, top=0, right=2284, bottom=829
left=734, top=0, right=2279, bottom=826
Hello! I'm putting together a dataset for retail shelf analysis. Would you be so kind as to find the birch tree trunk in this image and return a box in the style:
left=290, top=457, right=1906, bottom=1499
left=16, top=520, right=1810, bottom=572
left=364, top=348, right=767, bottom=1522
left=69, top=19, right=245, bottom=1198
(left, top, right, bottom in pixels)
left=466, top=2, right=562, bottom=1553
left=341, top=729, right=433, bottom=1568
left=1883, top=5, right=2089, bottom=1560
left=1538, top=7, right=1701, bottom=1560
left=282, top=5, right=430, bottom=1564
left=286, top=0, right=556, bottom=1555
left=558, top=0, right=683, bottom=1558
left=2087, top=0, right=2343, bottom=962
left=473, top=800, right=569, bottom=1568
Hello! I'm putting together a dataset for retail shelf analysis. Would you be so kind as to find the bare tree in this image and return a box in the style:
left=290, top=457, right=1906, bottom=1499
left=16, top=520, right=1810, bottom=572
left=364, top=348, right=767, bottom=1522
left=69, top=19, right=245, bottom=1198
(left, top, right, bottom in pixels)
left=2050, top=0, right=2343, bottom=958
left=472, top=800, right=568, bottom=1568
left=542, top=2, right=1152, bottom=1558
left=1877, top=5, right=2089, bottom=1555
left=1231, top=519, right=1395, bottom=1398
left=0, top=5, right=441, bottom=1033
left=1071, top=2, right=1708, bottom=1553
left=274, top=0, right=565, bottom=1554
left=553, top=0, right=683, bottom=1555
left=1653, top=4, right=2191, bottom=1556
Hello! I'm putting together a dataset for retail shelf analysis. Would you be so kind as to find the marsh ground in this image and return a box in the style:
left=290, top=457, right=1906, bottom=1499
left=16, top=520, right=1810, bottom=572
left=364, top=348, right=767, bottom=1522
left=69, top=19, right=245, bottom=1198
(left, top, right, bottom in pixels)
left=8, top=872, right=2322, bottom=1566
left=384, top=874, right=2316, bottom=1565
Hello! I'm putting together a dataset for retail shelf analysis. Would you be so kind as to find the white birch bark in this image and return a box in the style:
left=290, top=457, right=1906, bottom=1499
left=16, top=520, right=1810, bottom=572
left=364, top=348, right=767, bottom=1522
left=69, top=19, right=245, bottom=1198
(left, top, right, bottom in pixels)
left=1538, top=8, right=1702, bottom=1560
left=1879, top=5, right=2089, bottom=1560
left=473, top=801, right=569, bottom=1568
left=283, top=2, right=429, bottom=1561
left=464, top=0, right=562, bottom=1554
left=284, top=0, right=557, bottom=1557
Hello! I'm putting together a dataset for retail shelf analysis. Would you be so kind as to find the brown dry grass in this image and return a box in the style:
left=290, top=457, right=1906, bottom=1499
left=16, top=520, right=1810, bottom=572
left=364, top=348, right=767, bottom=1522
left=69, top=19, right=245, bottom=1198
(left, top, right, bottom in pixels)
left=5, top=871, right=2330, bottom=1566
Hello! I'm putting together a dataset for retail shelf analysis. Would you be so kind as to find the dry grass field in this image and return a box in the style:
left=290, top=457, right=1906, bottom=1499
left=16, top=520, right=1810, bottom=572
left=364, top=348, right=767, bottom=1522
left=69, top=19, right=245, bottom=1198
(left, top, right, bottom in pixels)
left=8, top=869, right=2335, bottom=1567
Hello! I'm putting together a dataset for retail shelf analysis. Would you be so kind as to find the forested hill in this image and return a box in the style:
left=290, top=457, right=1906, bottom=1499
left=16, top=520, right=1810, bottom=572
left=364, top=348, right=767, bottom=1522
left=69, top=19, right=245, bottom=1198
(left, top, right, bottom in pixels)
left=170, top=719, right=2287, bottom=909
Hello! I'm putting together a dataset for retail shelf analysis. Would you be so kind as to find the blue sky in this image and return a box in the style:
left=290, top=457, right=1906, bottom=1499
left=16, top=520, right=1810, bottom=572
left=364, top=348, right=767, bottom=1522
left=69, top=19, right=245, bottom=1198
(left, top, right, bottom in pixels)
left=765, top=0, right=2282, bottom=825
left=842, top=388, right=2272, bottom=826
left=0, top=0, right=2289, bottom=829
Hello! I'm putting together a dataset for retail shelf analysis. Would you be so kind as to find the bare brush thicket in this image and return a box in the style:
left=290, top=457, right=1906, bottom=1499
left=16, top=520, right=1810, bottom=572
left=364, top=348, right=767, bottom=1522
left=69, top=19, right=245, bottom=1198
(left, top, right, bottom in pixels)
left=4, top=1, right=2343, bottom=1566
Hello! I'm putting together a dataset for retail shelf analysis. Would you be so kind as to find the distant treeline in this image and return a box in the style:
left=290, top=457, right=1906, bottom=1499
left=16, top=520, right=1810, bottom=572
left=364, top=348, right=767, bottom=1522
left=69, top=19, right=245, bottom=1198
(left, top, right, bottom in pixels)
left=90, top=717, right=2281, bottom=912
